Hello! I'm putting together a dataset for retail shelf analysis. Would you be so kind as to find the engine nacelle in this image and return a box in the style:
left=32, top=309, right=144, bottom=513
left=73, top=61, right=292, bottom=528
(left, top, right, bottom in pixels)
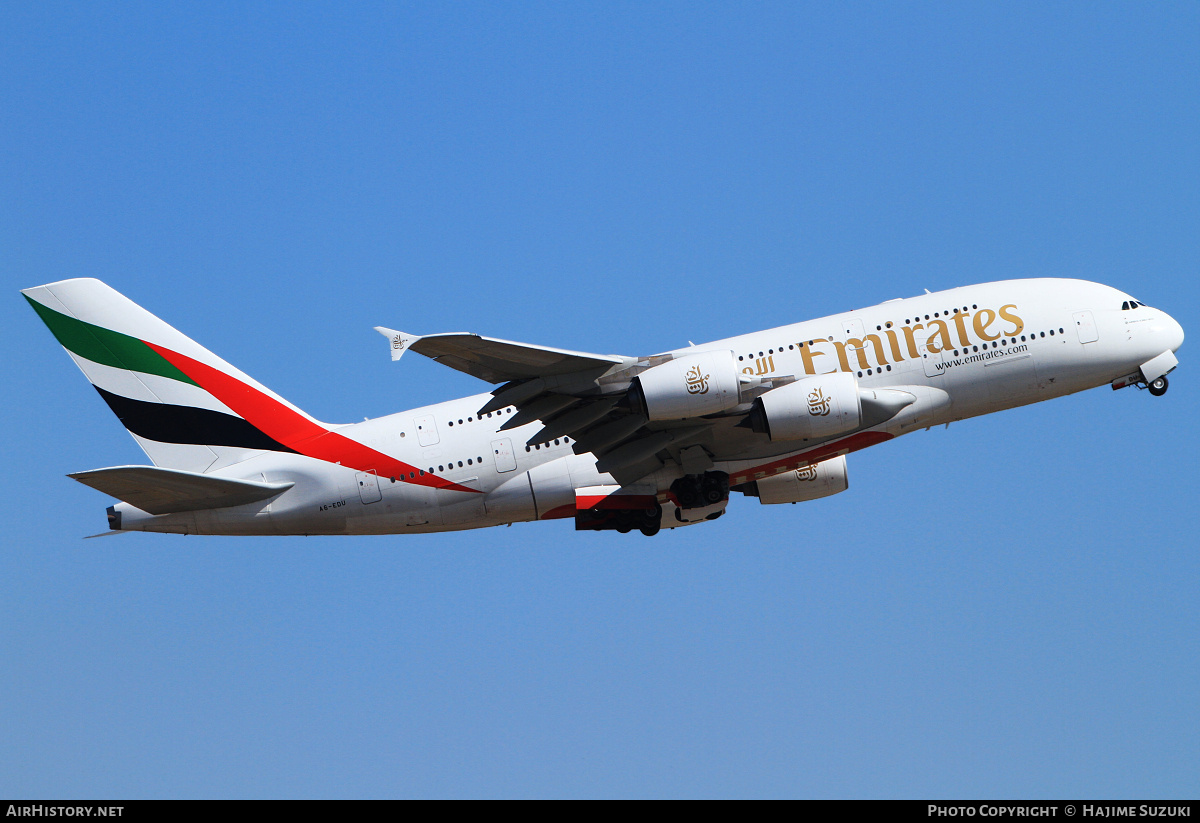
left=750, top=456, right=848, bottom=504
left=631, top=349, right=742, bottom=421
left=747, top=372, right=861, bottom=441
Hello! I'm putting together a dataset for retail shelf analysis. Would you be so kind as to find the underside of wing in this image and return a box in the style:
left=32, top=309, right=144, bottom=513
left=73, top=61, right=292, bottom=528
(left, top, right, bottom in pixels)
left=68, top=466, right=294, bottom=515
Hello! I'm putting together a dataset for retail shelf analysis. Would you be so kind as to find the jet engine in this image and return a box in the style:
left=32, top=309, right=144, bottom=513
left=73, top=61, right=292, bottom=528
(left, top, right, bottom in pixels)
left=745, top=372, right=861, bottom=441
left=745, top=373, right=916, bottom=442
left=630, top=349, right=744, bottom=421
left=744, top=456, right=848, bottom=504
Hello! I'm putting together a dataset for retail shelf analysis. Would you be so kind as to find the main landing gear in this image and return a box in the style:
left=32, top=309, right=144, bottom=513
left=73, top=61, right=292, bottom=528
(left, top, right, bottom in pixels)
left=670, top=471, right=730, bottom=510
left=576, top=472, right=731, bottom=537
left=1148, top=375, right=1169, bottom=397
left=576, top=501, right=662, bottom=536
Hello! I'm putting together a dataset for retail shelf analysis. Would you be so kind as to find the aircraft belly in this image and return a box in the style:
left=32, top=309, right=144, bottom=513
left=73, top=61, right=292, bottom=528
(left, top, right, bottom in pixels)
left=438, top=478, right=486, bottom=526
left=484, top=471, right=537, bottom=523
left=527, top=459, right=576, bottom=520
left=392, top=483, right=441, bottom=528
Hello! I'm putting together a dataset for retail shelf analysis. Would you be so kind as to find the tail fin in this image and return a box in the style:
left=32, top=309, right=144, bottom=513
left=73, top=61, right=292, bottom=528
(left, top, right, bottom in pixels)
left=23, top=278, right=325, bottom=473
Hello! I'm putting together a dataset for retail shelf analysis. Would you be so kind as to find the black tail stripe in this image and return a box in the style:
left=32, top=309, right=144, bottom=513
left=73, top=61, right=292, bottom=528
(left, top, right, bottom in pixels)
left=94, top=386, right=299, bottom=454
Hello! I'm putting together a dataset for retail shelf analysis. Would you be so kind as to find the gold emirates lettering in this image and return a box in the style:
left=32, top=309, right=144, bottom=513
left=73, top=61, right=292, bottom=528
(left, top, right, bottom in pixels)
left=807, top=387, right=832, bottom=416
left=741, top=304, right=1025, bottom=377
left=684, top=365, right=710, bottom=394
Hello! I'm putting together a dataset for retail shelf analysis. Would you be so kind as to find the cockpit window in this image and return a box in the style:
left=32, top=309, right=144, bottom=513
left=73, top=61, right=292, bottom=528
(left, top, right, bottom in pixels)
left=1122, top=301, right=1130, bottom=310
left=1122, top=300, right=1144, bottom=310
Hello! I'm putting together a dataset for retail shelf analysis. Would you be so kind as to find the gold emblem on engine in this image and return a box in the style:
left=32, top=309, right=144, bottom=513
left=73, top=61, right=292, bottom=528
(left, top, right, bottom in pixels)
left=808, top=386, right=831, bottom=416
left=685, top=365, right=710, bottom=395
left=796, top=465, right=818, bottom=481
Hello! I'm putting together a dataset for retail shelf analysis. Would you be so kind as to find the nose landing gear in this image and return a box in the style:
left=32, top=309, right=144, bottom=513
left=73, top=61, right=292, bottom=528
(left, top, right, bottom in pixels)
left=1148, top=375, right=1169, bottom=397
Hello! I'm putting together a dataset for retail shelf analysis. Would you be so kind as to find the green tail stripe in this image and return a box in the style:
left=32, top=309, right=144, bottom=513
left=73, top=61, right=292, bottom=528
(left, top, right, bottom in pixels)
left=25, top=295, right=198, bottom=386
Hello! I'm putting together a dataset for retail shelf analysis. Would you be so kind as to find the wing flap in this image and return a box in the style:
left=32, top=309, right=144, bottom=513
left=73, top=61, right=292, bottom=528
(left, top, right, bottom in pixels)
left=68, top=465, right=293, bottom=515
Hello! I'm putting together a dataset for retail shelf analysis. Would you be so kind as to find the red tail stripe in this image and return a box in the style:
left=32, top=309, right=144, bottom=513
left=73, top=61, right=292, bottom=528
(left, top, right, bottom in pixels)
left=145, top=342, right=480, bottom=494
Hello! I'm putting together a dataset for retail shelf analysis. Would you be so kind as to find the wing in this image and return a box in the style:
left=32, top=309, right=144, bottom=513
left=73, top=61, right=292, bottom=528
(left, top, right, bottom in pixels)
left=374, top=327, right=631, bottom=383
left=374, top=327, right=719, bottom=480
left=69, top=465, right=294, bottom=515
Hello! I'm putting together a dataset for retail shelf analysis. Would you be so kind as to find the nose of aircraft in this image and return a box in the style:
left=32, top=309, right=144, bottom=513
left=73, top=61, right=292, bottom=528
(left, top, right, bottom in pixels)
left=1160, top=312, right=1185, bottom=352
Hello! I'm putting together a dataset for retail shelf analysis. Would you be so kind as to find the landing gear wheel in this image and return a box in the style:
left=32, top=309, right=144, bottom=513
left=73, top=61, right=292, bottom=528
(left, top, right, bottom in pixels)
left=1148, top=376, right=1169, bottom=397
left=640, top=524, right=660, bottom=537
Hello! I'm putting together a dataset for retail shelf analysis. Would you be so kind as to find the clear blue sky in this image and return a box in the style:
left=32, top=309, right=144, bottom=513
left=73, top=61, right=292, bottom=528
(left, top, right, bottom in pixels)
left=3, top=2, right=1197, bottom=798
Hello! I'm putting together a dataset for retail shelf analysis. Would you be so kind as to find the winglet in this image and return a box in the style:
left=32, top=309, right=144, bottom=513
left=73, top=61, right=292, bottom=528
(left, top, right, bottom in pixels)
left=374, top=327, right=420, bottom=362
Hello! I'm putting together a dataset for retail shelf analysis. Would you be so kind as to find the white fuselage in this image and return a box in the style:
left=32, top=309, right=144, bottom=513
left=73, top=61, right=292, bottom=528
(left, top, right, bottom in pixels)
left=117, top=278, right=1184, bottom=535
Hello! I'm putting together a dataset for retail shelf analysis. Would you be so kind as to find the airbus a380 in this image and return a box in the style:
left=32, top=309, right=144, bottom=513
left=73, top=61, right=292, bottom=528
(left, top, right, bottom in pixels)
left=24, top=277, right=1183, bottom=537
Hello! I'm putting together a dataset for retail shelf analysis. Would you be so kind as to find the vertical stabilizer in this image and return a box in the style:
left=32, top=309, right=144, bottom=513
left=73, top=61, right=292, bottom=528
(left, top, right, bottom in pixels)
left=23, top=279, right=324, bottom=472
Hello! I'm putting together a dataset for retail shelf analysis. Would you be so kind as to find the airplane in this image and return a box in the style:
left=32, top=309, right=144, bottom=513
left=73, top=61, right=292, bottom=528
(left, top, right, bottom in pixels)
left=23, top=277, right=1183, bottom=537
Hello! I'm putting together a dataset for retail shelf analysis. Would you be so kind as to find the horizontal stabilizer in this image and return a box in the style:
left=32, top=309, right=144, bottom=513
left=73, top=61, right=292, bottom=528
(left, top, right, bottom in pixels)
left=375, top=327, right=630, bottom=383
left=68, top=466, right=294, bottom=515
